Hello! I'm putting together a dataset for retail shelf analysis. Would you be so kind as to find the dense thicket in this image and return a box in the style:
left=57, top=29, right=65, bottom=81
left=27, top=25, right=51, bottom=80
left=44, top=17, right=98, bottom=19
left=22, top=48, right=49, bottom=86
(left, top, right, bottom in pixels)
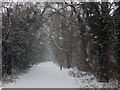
left=2, top=2, right=120, bottom=87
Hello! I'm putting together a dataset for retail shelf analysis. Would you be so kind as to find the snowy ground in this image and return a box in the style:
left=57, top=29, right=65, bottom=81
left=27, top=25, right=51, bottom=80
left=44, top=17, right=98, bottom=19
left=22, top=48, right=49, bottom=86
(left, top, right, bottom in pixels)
left=3, top=62, right=78, bottom=88
left=2, top=61, right=112, bottom=88
left=0, top=81, right=2, bottom=90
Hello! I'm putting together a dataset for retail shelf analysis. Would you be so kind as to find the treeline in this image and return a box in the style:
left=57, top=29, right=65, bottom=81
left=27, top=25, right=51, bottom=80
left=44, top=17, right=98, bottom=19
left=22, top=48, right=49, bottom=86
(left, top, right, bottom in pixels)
left=46, top=2, right=120, bottom=85
left=2, top=2, right=48, bottom=80
left=2, top=1, right=120, bottom=86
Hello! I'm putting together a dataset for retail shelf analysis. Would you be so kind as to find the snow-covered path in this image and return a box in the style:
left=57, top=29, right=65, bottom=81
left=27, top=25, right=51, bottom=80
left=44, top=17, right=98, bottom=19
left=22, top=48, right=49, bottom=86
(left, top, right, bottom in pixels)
left=0, top=81, right=2, bottom=90
left=3, top=62, right=79, bottom=88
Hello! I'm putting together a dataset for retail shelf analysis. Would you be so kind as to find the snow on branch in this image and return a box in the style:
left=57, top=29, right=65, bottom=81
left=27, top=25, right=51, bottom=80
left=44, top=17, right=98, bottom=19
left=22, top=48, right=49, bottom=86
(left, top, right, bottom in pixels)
left=51, top=38, right=67, bottom=52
